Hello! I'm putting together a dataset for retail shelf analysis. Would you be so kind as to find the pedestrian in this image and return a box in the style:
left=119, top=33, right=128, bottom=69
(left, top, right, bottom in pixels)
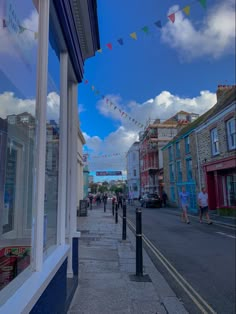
left=162, top=190, right=168, bottom=207
left=117, top=192, right=123, bottom=209
left=179, top=186, right=190, bottom=224
left=88, top=193, right=93, bottom=210
left=198, top=187, right=212, bottom=225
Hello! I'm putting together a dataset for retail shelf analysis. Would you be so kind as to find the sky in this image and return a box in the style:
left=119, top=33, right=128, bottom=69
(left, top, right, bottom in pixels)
left=0, top=0, right=235, bottom=183
left=78, top=0, right=235, bottom=182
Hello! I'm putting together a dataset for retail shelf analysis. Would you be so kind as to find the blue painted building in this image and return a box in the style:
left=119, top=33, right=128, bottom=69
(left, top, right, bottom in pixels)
left=0, top=0, right=99, bottom=313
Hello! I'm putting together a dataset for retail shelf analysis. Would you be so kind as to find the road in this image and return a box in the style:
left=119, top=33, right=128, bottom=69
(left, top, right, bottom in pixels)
left=126, top=206, right=236, bottom=314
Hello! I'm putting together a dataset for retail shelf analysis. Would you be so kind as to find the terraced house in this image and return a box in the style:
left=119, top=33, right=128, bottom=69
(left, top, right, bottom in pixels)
left=162, top=85, right=236, bottom=214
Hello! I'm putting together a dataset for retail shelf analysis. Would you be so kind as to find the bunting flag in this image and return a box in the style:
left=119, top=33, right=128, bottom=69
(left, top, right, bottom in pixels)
left=199, top=0, right=207, bottom=8
left=2, top=18, right=7, bottom=28
left=142, top=26, right=149, bottom=34
left=18, top=25, right=26, bottom=33
left=154, top=20, right=162, bottom=28
left=183, top=6, right=191, bottom=15
left=106, top=43, right=112, bottom=50
left=97, top=49, right=102, bottom=53
left=168, top=13, right=175, bottom=23
left=117, top=38, right=124, bottom=45
left=130, top=32, right=137, bottom=40
left=82, top=78, right=144, bottom=129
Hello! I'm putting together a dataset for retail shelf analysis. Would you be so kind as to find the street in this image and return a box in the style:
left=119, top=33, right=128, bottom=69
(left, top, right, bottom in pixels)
left=126, top=205, right=236, bottom=314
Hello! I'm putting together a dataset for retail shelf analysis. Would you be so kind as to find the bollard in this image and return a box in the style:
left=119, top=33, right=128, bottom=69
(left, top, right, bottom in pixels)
left=136, top=208, right=143, bottom=276
left=104, top=201, right=106, bottom=212
left=122, top=203, right=127, bottom=240
left=112, top=202, right=115, bottom=216
left=115, top=203, right=118, bottom=224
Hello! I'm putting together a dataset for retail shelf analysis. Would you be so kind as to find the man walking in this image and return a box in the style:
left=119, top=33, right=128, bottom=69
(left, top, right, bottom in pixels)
left=179, top=186, right=190, bottom=224
left=198, top=187, right=212, bottom=225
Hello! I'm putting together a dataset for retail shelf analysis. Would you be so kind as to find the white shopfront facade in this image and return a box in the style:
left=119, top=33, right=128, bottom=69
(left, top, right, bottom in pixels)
left=0, top=0, right=99, bottom=312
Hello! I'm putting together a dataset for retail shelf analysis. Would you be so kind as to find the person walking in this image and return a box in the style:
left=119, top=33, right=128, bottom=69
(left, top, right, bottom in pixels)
left=198, top=187, right=212, bottom=225
left=179, top=186, right=190, bottom=224
left=162, top=190, right=168, bottom=207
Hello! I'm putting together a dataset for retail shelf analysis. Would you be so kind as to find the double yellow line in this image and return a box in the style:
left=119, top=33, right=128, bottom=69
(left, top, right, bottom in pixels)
left=127, top=218, right=217, bottom=314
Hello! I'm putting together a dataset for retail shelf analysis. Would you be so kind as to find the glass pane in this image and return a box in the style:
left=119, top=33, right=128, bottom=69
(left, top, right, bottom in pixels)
left=43, top=6, right=60, bottom=253
left=0, top=0, right=38, bottom=290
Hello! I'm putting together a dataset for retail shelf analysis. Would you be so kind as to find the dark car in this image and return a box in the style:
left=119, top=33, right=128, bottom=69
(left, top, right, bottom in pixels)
left=140, top=193, right=162, bottom=208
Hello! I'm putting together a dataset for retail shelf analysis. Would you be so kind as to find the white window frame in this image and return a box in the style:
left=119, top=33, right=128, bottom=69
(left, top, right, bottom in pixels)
left=211, top=128, right=219, bottom=156
left=226, top=117, right=236, bottom=150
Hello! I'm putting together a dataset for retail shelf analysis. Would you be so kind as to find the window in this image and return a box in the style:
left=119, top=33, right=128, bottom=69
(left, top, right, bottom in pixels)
left=133, top=169, right=136, bottom=176
left=176, top=161, right=182, bottom=182
left=176, top=142, right=180, bottom=158
left=185, top=136, right=190, bottom=154
left=186, top=158, right=193, bottom=181
left=169, top=163, right=175, bottom=182
left=0, top=0, right=39, bottom=290
left=226, top=118, right=236, bottom=150
left=170, top=186, right=176, bottom=201
left=168, top=146, right=173, bottom=161
left=211, top=128, right=219, bottom=155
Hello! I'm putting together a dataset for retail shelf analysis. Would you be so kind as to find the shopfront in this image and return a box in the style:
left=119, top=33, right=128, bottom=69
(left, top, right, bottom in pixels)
left=0, top=0, right=99, bottom=312
left=204, top=156, right=236, bottom=210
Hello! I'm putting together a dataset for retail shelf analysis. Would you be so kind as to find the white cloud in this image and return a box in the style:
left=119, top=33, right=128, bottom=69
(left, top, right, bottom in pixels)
left=85, top=89, right=217, bottom=172
left=0, top=91, right=60, bottom=121
left=161, top=0, right=235, bottom=60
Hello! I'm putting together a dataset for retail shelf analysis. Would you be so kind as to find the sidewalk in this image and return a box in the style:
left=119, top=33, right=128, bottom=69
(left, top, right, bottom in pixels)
left=67, top=205, right=188, bottom=314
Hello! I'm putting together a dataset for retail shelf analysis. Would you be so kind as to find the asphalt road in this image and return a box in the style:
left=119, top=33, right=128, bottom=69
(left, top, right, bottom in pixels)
left=126, top=206, right=236, bottom=314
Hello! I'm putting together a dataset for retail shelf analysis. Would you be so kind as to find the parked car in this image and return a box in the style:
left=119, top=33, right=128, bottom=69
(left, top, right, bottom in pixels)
left=140, top=193, right=162, bottom=208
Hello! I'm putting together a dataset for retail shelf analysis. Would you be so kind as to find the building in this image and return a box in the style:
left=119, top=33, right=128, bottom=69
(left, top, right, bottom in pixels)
left=196, top=85, right=236, bottom=210
left=0, top=1, right=100, bottom=313
left=139, top=111, right=198, bottom=196
left=126, top=142, right=140, bottom=199
left=162, top=85, right=236, bottom=213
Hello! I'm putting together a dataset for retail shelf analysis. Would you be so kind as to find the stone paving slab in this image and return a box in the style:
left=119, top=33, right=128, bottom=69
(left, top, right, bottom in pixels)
left=67, top=207, right=188, bottom=314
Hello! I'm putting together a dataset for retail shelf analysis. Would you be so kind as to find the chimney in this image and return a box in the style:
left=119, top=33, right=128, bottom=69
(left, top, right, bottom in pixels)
left=216, top=85, right=236, bottom=101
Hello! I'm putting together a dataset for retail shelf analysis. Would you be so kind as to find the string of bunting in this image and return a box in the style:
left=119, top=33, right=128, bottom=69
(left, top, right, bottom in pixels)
left=83, top=79, right=145, bottom=128
left=0, top=16, right=38, bottom=39
left=96, top=0, right=206, bottom=54
left=88, top=152, right=127, bottom=159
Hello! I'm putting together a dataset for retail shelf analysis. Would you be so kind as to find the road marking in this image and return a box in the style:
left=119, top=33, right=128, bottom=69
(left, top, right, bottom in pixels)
left=127, top=218, right=217, bottom=314
left=216, top=232, right=236, bottom=239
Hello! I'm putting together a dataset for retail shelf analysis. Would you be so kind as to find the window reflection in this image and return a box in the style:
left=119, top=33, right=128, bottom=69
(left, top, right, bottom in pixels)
left=0, top=0, right=38, bottom=290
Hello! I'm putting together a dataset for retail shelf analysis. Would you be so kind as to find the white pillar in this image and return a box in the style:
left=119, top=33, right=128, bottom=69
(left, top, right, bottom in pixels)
left=33, top=0, right=50, bottom=272
left=66, top=82, right=78, bottom=278
left=57, top=52, right=68, bottom=245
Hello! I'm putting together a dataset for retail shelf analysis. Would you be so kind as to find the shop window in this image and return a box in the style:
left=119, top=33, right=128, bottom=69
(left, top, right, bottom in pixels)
left=133, top=169, right=136, bottom=177
left=43, top=8, right=61, bottom=253
left=0, top=0, right=39, bottom=290
left=226, top=174, right=236, bottom=206
left=211, top=128, right=219, bottom=155
left=185, top=136, right=190, bottom=154
left=226, top=118, right=236, bottom=150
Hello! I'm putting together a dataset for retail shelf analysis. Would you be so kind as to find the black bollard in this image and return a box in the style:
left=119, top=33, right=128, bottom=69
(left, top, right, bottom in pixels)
left=115, top=203, right=118, bottom=224
left=104, top=201, right=106, bottom=212
left=136, top=208, right=143, bottom=277
left=112, top=202, right=114, bottom=216
left=122, top=203, right=127, bottom=240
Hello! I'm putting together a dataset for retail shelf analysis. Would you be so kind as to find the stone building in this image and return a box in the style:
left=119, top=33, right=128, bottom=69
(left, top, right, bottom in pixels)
left=126, top=141, right=140, bottom=200
left=162, top=85, right=236, bottom=213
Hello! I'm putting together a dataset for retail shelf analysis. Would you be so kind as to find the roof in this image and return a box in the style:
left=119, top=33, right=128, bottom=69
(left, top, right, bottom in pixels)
left=162, top=86, right=236, bottom=150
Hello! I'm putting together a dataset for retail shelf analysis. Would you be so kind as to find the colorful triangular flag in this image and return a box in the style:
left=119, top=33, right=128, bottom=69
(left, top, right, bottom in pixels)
left=117, top=38, right=124, bottom=45
left=18, top=25, right=26, bottom=33
left=168, top=13, right=175, bottom=23
left=130, top=32, right=137, bottom=40
left=183, top=6, right=190, bottom=16
left=198, top=0, right=207, bottom=8
left=106, top=43, right=112, bottom=50
left=97, top=49, right=102, bottom=53
left=141, top=26, right=149, bottom=34
left=154, top=20, right=162, bottom=28
left=84, top=79, right=89, bottom=84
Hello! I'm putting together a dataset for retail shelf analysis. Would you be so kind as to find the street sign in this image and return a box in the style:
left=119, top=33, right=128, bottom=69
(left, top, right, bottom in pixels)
left=96, top=171, right=122, bottom=176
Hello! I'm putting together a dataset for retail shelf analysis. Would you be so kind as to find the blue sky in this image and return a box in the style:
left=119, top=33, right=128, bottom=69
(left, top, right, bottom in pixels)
left=78, top=0, right=235, bottom=181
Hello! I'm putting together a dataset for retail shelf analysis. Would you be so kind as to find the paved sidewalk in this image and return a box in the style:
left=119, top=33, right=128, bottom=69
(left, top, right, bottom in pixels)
left=67, top=205, right=188, bottom=314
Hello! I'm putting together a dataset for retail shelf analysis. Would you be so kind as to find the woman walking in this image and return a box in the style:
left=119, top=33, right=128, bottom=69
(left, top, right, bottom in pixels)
left=179, top=186, right=190, bottom=224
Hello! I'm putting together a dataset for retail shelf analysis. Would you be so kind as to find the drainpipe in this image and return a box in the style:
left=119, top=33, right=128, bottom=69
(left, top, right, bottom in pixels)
left=195, top=131, right=201, bottom=190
